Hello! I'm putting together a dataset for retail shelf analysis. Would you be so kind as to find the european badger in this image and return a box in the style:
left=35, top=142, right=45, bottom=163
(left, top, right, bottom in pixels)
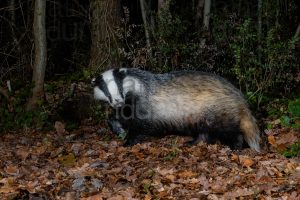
left=92, top=68, right=261, bottom=152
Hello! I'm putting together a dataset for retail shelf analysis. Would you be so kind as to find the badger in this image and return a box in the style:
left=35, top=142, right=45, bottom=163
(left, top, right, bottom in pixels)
left=92, top=68, right=261, bottom=152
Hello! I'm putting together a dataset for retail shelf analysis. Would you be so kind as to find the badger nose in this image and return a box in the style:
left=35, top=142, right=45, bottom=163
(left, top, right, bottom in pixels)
left=113, top=99, right=124, bottom=108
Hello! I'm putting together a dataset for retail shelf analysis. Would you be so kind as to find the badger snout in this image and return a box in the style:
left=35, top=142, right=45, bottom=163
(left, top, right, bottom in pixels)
left=111, top=99, right=124, bottom=108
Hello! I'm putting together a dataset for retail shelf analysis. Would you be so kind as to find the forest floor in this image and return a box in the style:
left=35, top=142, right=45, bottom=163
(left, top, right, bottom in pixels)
left=0, top=121, right=299, bottom=200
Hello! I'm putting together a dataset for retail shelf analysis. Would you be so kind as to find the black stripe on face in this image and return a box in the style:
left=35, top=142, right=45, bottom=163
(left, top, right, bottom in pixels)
left=113, top=69, right=125, bottom=99
left=96, top=75, right=112, bottom=103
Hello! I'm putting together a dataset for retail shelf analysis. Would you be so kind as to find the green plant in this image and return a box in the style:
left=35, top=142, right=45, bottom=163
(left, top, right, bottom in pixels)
left=230, top=18, right=299, bottom=108
left=163, top=138, right=181, bottom=161
left=280, top=98, right=300, bottom=129
left=142, top=181, right=153, bottom=195
left=282, top=140, right=300, bottom=158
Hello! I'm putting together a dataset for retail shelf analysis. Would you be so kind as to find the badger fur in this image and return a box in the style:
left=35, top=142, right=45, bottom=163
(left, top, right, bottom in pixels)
left=92, top=68, right=261, bottom=152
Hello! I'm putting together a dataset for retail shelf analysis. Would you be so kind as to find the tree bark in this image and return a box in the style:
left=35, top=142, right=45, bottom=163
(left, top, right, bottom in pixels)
left=257, top=0, right=262, bottom=63
left=89, top=0, right=120, bottom=70
left=203, top=0, right=211, bottom=30
left=9, top=0, right=21, bottom=52
left=140, top=0, right=151, bottom=49
left=27, top=0, right=47, bottom=110
left=294, top=23, right=300, bottom=39
left=195, top=0, right=204, bottom=30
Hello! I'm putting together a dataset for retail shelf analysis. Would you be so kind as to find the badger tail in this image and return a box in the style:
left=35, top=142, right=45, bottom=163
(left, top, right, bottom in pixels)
left=240, top=110, right=261, bottom=152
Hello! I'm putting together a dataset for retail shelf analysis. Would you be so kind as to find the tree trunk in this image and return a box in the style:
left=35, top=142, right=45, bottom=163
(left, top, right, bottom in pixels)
left=89, top=0, right=120, bottom=70
left=27, top=0, right=47, bottom=110
left=294, top=23, right=300, bottom=39
left=195, top=0, right=204, bottom=30
left=140, top=0, right=151, bottom=49
left=9, top=0, right=21, bottom=52
left=257, top=0, right=262, bottom=63
left=203, top=0, right=211, bottom=30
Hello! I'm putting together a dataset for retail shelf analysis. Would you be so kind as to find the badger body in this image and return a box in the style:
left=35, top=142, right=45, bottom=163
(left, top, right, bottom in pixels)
left=92, top=68, right=261, bottom=152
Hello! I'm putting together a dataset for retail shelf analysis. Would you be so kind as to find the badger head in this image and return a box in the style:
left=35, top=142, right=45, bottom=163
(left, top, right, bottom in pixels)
left=92, top=68, right=127, bottom=108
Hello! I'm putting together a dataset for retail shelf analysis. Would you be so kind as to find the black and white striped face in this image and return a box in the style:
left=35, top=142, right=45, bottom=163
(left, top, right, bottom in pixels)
left=92, top=69, right=126, bottom=108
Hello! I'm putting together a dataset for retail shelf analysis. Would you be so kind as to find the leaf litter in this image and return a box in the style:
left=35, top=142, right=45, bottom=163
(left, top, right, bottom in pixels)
left=0, top=124, right=299, bottom=199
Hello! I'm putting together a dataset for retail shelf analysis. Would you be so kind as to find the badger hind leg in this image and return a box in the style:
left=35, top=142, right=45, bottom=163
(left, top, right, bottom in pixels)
left=240, top=110, right=261, bottom=152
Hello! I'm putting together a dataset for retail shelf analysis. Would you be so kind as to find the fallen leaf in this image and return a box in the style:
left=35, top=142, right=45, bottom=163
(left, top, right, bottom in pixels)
left=55, top=121, right=66, bottom=135
left=268, top=135, right=277, bottom=147
left=231, top=154, right=239, bottom=162
left=224, top=187, right=255, bottom=198
left=5, top=165, right=19, bottom=176
left=72, top=177, right=85, bottom=191
left=177, top=170, right=197, bottom=178
left=80, top=194, right=103, bottom=200
left=0, top=186, right=16, bottom=193
left=276, top=131, right=298, bottom=146
left=156, top=167, right=175, bottom=176
left=16, top=147, right=30, bottom=160
left=242, top=159, right=254, bottom=168
left=59, top=153, right=76, bottom=167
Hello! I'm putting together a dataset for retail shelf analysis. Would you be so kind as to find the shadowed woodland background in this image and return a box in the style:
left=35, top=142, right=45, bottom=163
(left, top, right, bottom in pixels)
left=0, top=0, right=300, bottom=199
left=0, top=0, right=299, bottom=140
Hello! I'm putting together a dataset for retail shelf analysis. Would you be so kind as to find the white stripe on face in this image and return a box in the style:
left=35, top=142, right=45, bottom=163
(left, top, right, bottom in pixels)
left=94, top=86, right=109, bottom=102
left=102, top=69, right=124, bottom=107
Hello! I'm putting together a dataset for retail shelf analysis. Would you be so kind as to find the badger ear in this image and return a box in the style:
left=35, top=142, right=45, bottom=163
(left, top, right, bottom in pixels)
left=114, top=68, right=127, bottom=80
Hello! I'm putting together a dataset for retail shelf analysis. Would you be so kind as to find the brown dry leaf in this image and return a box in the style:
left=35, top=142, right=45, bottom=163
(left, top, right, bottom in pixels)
left=0, top=178, right=15, bottom=194
left=5, top=165, right=19, bottom=176
left=80, top=194, right=103, bottom=200
left=165, top=174, right=176, bottom=182
left=177, top=170, right=197, bottom=178
left=256, top=168, right=274, bottom=183
left=0, top=186, right=16, bottom=194
left=117, top=189, right=136, bottom=199
left=199, top=174, right=209, bottom=190
left=268, top=135, right=277, bottom=147
left=59, top=153, right=76, bottom=167
left=65, top=192, right=76, bottom=200
left=211, top=179, right=227, bottom=193
left=284, top=163, right=298, bottom=174
left=107, top=195, right=124, bottom=200
left=231, top=154, right=239, bottom=162
left=242, top=158, right=254, bottom=168
left=26, top=180, right=39, bottom=193
left=224, top=187, right=255, bottom=198
left=155, top=167, right=175, bottom=176
left=54, top=121, right=66, bottom=135
left=144, top=194, right=152, bottom=200
left=239, top=156, right=254, bottom=168
left=16, top=147, right=30, bottom=160
left=34, top=145, right=47, bottom=155
left=276, top=131, right=298, bottom=146
left=68, top=163, right=89, bottom=176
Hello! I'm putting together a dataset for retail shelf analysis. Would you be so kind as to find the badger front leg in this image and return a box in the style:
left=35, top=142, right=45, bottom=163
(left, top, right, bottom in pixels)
left=186, top=133, right=212, bottom=146
left=123, top=120, right=157, bottom=147
left=107, top=118, right=126, bottom=138
left=123, top=126, right=147, bottom=147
